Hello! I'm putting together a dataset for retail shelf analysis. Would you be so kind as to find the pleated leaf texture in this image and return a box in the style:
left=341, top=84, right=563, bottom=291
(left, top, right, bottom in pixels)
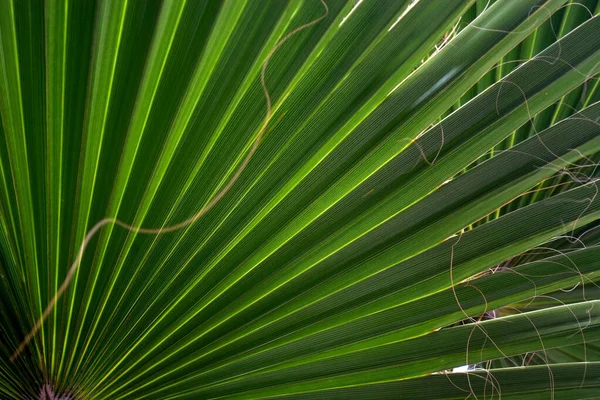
left=2, top=0, right=600, bottom=398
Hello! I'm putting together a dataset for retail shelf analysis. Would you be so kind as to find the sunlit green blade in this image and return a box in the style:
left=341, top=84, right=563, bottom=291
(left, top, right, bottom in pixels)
left=0, top=0, right=44, bottom=363
left=3, top=0, right=600, bottom=398
left=91, top=3, right=580, bottom=392
left=92, top=98, right=600, bottom=398
left=106, top=173, right=600, bottom=399
left=103, top=14, right=600, bottom=391
left=270, top=363, right=600, bottom=400
left=147, top=301, right=600, bottom=399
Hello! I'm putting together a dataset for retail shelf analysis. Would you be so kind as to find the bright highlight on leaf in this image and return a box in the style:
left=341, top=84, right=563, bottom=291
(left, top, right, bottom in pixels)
left=0, top=0, right=600, bottom=399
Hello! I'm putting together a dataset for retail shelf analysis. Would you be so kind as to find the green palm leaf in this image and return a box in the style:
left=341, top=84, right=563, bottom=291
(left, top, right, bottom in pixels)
left=1, top=0, right=600, bottom=398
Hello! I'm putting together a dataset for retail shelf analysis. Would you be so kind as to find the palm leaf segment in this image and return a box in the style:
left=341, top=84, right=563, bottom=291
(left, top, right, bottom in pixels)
left=1, top=0, right=600, bottom=398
